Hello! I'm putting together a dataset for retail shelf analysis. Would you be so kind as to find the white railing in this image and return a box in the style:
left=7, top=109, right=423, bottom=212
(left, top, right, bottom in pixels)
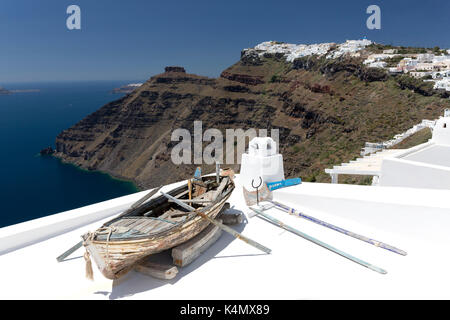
left=361, top=119, right=436, bottom=156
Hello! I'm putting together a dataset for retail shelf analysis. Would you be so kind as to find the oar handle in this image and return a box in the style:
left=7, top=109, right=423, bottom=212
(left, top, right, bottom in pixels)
left=56, top=241, right=83, bottom=262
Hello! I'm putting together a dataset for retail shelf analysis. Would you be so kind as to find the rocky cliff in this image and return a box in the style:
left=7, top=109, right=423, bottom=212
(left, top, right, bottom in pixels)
left=54, top=44, right=450, bottom=189
left=0, top=87, right=11, bottom=95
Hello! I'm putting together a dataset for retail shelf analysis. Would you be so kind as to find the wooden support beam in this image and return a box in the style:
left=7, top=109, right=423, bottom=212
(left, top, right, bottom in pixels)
left=172, top=219, right=223, bottom=267
left=135, top=260, right=179, bottom=280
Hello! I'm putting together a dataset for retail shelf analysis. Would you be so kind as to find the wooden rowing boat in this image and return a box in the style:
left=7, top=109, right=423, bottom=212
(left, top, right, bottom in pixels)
left=82, top=171, right=235, bottom=280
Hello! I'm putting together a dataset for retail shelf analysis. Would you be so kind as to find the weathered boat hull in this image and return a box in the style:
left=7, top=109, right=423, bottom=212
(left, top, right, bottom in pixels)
left=83, top=185, right=233, bottom=280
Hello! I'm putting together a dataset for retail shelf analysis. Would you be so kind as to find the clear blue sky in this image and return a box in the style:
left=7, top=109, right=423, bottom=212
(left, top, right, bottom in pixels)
left=1, top=0, right=449, bottom=83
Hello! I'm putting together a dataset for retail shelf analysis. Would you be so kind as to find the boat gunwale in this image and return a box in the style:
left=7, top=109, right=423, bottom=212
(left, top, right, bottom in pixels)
left=87, top=178, right=234, bottom=244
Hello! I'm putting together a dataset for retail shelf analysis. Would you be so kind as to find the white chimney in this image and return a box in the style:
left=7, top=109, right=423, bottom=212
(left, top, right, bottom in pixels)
left=240, top=137, right=285, bottom=191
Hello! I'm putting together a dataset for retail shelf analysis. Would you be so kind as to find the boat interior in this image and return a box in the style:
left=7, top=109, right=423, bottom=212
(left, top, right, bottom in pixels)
left=95, top=175, right=232, bottom=241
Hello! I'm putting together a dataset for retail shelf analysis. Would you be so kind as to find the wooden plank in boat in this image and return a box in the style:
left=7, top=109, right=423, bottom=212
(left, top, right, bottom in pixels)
left=212, top=177, right=229, bottom=201
left=172, top=219, right=222, bottom=267
left=110, top=219, right=129, bottom=228
left=169, top=215, right=186, bottom=223
left=141, top=222, right=160, bottom=234
left=143, top=212, right=175, bottom=234
left=134, top=260, right=178, bottom=280
left=195, top=190, right=215, bottom=201
left=167, top=209, right=186, bottom=218
left=126, top=218, right=150, bottom=231
left=131, top=219, right=155, bottom=232
left=145, top=221, right=174, bottom=235
left=175, top=189, right=190, bottom=199
left=116, top=218, right=139, bottom=228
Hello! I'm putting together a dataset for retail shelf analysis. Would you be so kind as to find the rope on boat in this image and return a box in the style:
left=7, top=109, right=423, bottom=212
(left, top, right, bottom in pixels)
left=84, top=250, right=93, bottom=281
left=83, top=226, right=115, bottom=280
left=93, top=227, right=115, bottom=260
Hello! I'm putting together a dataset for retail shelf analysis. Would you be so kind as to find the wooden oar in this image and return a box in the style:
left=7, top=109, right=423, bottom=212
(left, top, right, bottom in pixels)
left=129, top=186, right=163, bottom=210
left=160, top=191, right=272, bottom=254
left=269, top=200, right=407, bottom=256
left=243, top=185, right=406, bottom=256
left=56, top=186, right=162, bottom=262
left=169, top=199, right=212, bottom=203
left=249, top=207, right=387, bottom=275
left=56, top=241, right=83, bottom=262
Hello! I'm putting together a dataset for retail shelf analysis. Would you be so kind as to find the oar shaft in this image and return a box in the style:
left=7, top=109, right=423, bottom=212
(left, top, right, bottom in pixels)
left=161, top=192, right=271, bottom=254
left=56, top=241, right=83, bottom=262
left=130, top=186, right=163, bottom=210
left=197, top=210, right=272, bottom=254
left=250, top=208, right=387, bottom=275
left=270, top=200, right=407, bottom=256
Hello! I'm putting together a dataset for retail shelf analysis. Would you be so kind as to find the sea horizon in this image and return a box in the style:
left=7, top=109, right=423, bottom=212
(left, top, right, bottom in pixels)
left=0, top=80, right=141, bottom=228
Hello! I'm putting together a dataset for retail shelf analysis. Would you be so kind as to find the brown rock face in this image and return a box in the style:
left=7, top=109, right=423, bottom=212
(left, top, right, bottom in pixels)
left=220, top=71, right=264, bottom=85
left=54, top=53, right=450, bottom=189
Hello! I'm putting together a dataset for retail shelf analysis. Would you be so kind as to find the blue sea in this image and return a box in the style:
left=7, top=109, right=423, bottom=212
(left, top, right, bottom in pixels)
left=0, top=81, right=142, bottom=228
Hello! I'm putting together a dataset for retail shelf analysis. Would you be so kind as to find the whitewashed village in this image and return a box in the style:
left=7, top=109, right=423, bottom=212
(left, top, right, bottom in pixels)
left=247, top=39, right=450, bottom=92
left=364, top=49, right=450, bottom=91
left=247, top=39, right=374, bottom=62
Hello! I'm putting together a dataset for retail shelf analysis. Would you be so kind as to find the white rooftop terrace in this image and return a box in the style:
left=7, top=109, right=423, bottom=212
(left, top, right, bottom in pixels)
left=379, top=113, right=450, bottom=189
left=1, top=175, right=450, bottom=299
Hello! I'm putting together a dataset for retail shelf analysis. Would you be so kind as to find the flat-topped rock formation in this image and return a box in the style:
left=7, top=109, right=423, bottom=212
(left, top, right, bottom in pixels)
left=165, top=66, right=186, bottom=73
left=0, top=87, right=11, bottom=95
